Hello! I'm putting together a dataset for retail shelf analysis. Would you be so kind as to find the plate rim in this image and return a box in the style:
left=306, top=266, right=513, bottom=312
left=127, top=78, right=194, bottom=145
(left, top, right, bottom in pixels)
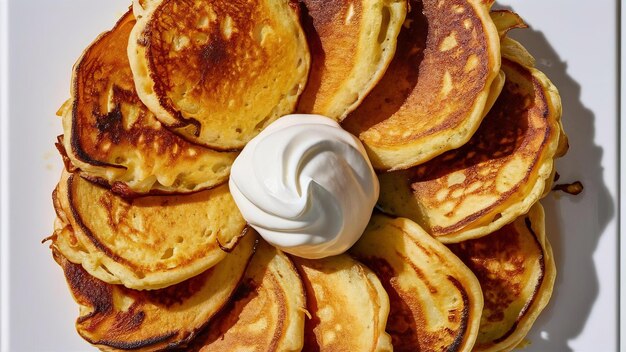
left=0, top=1, right=621, bottom=351
left=1, top=0, right=11, bottom=350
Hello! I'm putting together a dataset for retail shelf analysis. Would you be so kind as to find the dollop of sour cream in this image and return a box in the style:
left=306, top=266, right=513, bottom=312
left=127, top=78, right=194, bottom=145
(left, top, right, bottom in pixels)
left=229, top=114, right=379, bottom=259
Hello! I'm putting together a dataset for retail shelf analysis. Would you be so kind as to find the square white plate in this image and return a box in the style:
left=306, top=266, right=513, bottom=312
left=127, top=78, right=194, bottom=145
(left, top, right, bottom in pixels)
left=0, top=0, right=619, bottom=351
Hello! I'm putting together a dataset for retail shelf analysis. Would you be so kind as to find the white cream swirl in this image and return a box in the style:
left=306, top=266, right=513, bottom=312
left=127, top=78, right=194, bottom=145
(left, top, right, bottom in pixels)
left=229, top=114, right=379, bottom=259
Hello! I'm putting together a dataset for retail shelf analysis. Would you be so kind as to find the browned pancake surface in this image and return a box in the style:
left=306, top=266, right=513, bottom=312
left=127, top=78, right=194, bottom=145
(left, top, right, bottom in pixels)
left=378, top=58, right=561, bottom=242
left=67, top=11, right=235, bottom=194
left=54, top=171, right=247, bottom=290
left=297, top=0, right=364, bottom=115
left=342, top=0, right=499, bottom=170
left=189, top=241, right=306, bottom=351
left=293, top=255, right=392, bottom=352
left=447, top=204, right=555, bottom=351
left=52, top=229, right=255, bottom=351
left=350, top=214, right=483, bottom=352
left=297, top=0, right=405, bottom=120
left=132, top=0, right=309, bottom=150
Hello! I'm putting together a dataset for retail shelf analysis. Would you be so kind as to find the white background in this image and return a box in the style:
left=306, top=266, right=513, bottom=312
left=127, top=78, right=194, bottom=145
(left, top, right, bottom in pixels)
left=0, top=0, right=619, bottom=351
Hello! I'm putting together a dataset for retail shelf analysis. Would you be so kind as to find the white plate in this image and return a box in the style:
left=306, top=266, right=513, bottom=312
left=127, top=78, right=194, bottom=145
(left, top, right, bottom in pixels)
left=0, top=1, right=619, bottom=351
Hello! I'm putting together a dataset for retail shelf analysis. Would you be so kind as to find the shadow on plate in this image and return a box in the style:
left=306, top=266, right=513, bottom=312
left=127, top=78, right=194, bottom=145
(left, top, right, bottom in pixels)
left=497, top=10, right=616, bottom=352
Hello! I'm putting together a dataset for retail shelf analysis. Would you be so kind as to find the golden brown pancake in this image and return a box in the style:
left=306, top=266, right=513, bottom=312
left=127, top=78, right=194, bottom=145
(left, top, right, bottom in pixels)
left=499, top=35, right=568, bottom=163
left=296, top=0, right=406, bottom=120
left=53, top=171, right=247, bottom=290
left=492, top=11, right=568, bottom=163
left=129, top=0, right=310, bottom=150
left=448, top=204, right=555, bottom=352
left=292, top=254, right=392, bottom=351
left=342, top=0, right=501, bottom=170
left=350, top=214, right=483, bottom=352
left=377, top=56, right=563, bottom=243
left=61, top=11, right=236, bottom=195
left=51, top=230, right=256, bottom=352
left=188, top=240, right=306, bottom=351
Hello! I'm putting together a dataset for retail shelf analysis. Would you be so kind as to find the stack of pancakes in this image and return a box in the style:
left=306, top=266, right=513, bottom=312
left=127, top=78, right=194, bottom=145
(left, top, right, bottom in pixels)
left=48, top=1, right=567, bottom=351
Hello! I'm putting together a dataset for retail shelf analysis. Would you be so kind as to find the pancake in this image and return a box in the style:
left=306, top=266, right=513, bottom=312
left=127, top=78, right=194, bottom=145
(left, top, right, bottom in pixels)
left=447, top=204, right=555, bottom=352
left=61, top=11, right=236, bottom=195
left=296, top=0, right=406, bottom=120
left=342, top=0, right=501, bottom=170
left=188, top=240, right=306, bottom=351
left=350, top=213, right=483, bottom=351
left=53, top=171, right=247, bottom=290
left=292, top=254, right=392, bottom=351
left=51, top=230, right=255, bottom=352
left=499, top=36, right=568, bottom=162
left=128, top=0, right=310, bottom=150
left=377, top=54, right=563, bottom=243
left=492, top=11, right=568, bottom=170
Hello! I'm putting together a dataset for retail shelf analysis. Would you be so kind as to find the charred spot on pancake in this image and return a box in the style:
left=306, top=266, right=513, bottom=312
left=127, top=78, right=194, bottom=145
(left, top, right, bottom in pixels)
left=106, top=308, right=146, bottom=335
left=295, top=1, right=327, bottom=114
left=446, top=276, right=471, bottom=352
left=110, top=181, right=140, bottom=199
left=94, top=103, right=123, bottom=143
left=148, top=0, right=260, bottom=99
left=199, top=35, right=228, bottom=68
left=231, top=278, right=259, bottom=302
left=55, top=135, right=78, bottom=173
left=54, top=251, right=114, bottom=321
left=95, top=332, right=178, bottom=351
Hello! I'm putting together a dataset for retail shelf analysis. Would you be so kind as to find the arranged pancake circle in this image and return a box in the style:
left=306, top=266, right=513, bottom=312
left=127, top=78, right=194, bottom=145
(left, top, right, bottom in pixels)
left=48, top=2, right=568, bottom=350
left=342, top=0, right=501, bottom=170
left=296, top=0, right=407, bottom=120
left=62, top=11, right=236, bottom=195
left=350, top=213, right=484, bottom=352
left=189, top=240, right=306, bottom=351
left=129, top=0, right=310, bottom=150
left=53, top=171, right=247, bottom=290
left=448, top=204, right=556, bottom=352
left=292, top=254, right=392, bottom=351
left=378, top=53, right=564, bottom=243
left=51, top=231, right=255, bottom=351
